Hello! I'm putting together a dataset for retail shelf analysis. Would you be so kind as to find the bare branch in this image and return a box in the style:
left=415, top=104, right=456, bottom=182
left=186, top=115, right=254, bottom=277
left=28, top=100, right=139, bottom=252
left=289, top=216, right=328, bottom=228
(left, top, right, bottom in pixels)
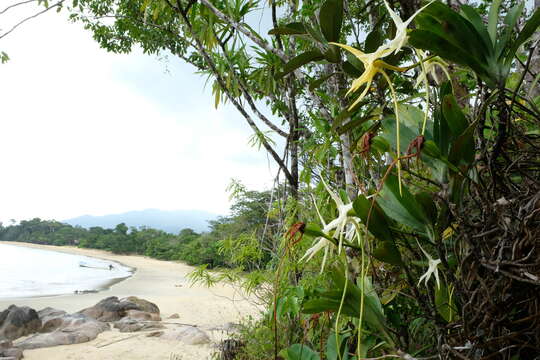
left=0, top=0, right=65, bottom=40
left=0, top=0, right=38, bottom=15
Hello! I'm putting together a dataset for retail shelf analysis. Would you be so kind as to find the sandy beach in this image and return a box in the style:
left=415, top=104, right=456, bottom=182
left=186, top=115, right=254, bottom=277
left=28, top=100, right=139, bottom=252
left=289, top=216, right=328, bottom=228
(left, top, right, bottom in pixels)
left=0, top=241, right=259, bottom=360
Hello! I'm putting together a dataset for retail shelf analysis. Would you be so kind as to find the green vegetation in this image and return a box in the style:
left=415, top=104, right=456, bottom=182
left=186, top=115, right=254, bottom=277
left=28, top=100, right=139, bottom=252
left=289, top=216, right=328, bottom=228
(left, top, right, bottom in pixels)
left=3, top=0, right=540, bottom=358
left=0, top=185, right=275, bottom=269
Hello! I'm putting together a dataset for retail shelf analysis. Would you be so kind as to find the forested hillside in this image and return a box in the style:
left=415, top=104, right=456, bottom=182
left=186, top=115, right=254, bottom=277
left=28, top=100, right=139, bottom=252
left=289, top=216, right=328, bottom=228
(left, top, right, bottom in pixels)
left=64, top=209, right=216, bottom=234
left=0, top=185, right=274, bottom=269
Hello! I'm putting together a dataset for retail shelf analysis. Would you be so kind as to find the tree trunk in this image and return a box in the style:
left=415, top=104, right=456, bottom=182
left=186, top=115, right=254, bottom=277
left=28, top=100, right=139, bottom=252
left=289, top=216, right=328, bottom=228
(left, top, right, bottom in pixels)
left=522, top=0, right=540, bottom=98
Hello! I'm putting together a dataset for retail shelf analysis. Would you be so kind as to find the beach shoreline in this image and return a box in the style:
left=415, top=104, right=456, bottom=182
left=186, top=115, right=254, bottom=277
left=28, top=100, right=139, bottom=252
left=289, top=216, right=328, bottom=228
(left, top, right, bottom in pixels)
left=0, top=241, right=258, bottom=359
left=0, top=242, right=135, bottom=300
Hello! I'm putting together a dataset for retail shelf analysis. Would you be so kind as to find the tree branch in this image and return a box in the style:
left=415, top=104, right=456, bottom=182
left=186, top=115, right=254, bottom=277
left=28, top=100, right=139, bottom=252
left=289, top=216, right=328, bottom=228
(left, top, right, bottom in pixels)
left=0, top=0, right=38, bottom=15
left=0, top=0, right=64, bottom=40
left=174, top=4, right=296, bottom=187
left=197, top=0, right=287, bottom=61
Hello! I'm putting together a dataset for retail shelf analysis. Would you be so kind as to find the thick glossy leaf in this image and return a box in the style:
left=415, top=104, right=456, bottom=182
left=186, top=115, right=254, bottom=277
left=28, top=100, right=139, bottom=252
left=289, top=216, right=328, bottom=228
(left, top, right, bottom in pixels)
left=370, top=136, right=390, bottom=154
left=377, top=174, right=432, bottom=236
left=305, top=22, right=327, bottom=43
left=324, top=44, right=341, bottom=63
left=507, top=8, right=540, bottom=63
left=280, top=344, right=321, bottom=360
left=448, top=123, right=475, bottom=167
left=487, top=0, right=502, bottom=45
left=353, top=195, right=393, bottom=242
left=326, top=331, right=350, bottom=360
left=319, top=0, right=343, bottom=43
left=495, top=2, right=524, bottom=58
left=380, top=104, right=431, bottom=156
left=342, top=61, right=362, bottom=77
left=373, top=241, right=403, bottom=266
left=415, top=192, right=438, bottom=225
left=442, top=94, right=468, bottom=137
left=302, top=223, right=333, bottom=241
left=302, top=298, right=342, bottom=314
left=409, top=29, right=491, bottom=85
left=421, top=2, right=491, bottom=60
left=268, top=22, right=307, bottom=35
left=435, top=281, right=456, bottom=323
left=276, top=50, right=324, bottom=79
left=459, top=5, right=492, bottom=51
left=302, top=268, right=387, bottom=334
left=364, top=28, right=383, bottom=53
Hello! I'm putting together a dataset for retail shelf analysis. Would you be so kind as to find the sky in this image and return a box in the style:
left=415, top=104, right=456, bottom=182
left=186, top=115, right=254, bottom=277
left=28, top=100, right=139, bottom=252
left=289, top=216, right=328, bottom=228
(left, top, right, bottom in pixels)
left=0, top=3, right=281, bottom=223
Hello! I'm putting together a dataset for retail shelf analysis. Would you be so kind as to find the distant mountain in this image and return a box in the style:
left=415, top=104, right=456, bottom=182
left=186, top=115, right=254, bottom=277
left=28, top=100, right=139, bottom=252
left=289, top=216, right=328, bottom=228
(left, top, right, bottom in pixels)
left=64, top=209, right=218, bottom=234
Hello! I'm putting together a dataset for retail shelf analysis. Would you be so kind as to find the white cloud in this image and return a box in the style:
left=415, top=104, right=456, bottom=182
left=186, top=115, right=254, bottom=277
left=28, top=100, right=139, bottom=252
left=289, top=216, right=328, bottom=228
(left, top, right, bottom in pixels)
left=0, top=5, right=278, bottom=223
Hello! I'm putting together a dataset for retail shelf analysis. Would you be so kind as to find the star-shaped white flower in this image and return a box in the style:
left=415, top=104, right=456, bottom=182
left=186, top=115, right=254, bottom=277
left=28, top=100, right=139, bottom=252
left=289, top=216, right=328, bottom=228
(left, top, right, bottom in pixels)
left=301, top=179, right=358, bottom=270
left=383, top=0, right=434, bottom=55
left=330, top=1, right=434, bottom=109
left=417, top=241, right=442, bottom=289
left=414, top=50, right=451, bottom=88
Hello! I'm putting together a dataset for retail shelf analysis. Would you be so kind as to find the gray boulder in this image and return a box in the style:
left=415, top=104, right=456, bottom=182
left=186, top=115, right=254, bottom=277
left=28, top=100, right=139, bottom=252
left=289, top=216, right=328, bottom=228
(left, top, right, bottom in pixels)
left=0, top=305, right=41, bottom=340
left=0, top=340, right=22, bottom=360
left=0, top=346, right=23, bottom=360
left=161, top=326, right=211, bottom=345
left=15, top=313, right=109, bottom=350
left=78, top=296, right=159, bottom=322
left=37, top=307, right=68, bottom=333
left=124, top=310, right=161, bottom=322
left=113, top=318, right=165, bottom=333
left=121, top=297, right=159, bottom=315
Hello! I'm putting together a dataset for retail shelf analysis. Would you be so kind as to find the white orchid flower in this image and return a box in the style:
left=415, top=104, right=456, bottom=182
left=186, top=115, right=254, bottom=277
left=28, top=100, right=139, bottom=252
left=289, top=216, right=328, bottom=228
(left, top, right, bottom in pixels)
left=417, top=241, right=442, bottom=289
left=330, top=0, right=434, bottom=109
left=330, top=1, right=433, bottom=193
left=384, top=0, right=435, bottom=55
left=414, top=50, right=451, bottom=88
left=301, top=180, right=359, bottom=271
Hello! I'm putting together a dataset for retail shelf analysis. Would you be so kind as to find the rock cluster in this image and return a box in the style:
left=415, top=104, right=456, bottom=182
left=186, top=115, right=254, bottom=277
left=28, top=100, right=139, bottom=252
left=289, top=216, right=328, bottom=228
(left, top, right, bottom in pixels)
left=0, top=296, right=213, bottom=359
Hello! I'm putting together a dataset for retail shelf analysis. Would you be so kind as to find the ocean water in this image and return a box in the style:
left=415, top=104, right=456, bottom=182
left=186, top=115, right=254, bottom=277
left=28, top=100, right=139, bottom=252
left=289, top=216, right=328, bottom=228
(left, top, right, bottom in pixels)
left=0, top=244, right=133, bottom=299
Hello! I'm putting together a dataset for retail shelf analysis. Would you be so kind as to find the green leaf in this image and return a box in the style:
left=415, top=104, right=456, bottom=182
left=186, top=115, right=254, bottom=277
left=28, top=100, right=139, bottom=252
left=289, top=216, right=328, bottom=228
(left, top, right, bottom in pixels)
left=324, top=44, right=341, bottom=63
left=302, top=223, right=333, bottom=241
left=415, top=192, right=438, bottom=225
left=275, top=50, right=324, bottom=79
left=441, top=94, right=468, bottom=137
left=381, top=281, right=406, bottom=305
left=435, top=281, right=456, bottom=323
left=409, top=29, right=491, bottom=85
left=309, top=73, right=336, bottom=91
left=422, top=2, right=491, bottom=60
left=353, top=195, right=393, bottom=242
left=459, top=5, right=492, bottom=51
left=448, top=122, right=475, bottom=167
left=377, top=174, right=432, bottom=236
left=325, top=331, right=350, bottom=360
left=302, top=298, right=342, bottom=314
left=373, top=241, right=403, bottom=266
left=506, top=8, right=540, bottom=63
left=380, top=104, right=426, bottom=156
left=364, top=28, right=383, bottom=53
left=280, top=344, right=320, bottom=360
left=319, top=0, right=343, bottom=42
left=496, top=2, right=524, bottom=58
left=342, top=61, right=362, bottom=77
left=268, top=22, right=307, bottom=35
left=487, top=0, right=502, bottom=46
